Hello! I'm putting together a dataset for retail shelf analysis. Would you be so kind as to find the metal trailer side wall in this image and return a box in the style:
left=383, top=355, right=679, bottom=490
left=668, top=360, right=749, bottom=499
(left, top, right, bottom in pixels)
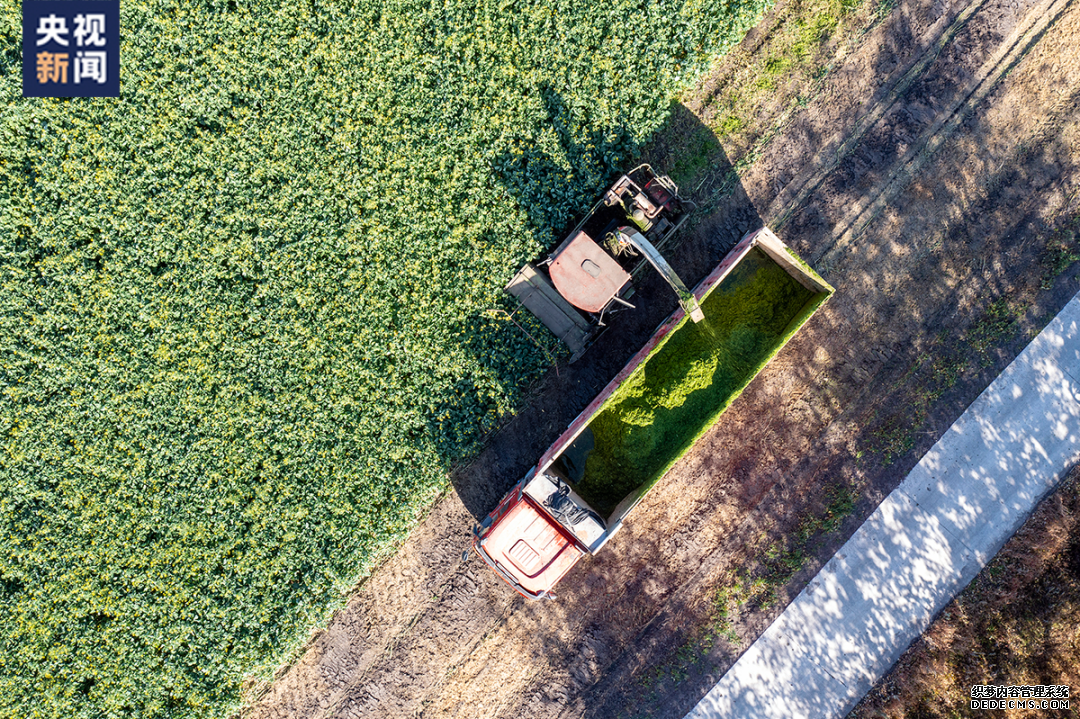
left=536, top=227, right=834, bottom=542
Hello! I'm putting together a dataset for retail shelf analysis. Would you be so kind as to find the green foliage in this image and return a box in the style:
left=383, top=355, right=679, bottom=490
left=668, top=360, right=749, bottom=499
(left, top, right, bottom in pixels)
left=667, top=124, right=724, bottom=185
left=967, top=298, right=1021, bottom=366
left=789, top=11, right=840, bottom=59
left=717, top=114, right=745, bottom=135
left=575, top=249, right=816, bottom=514
left=1040, top=215, right=1080, bottom=289
left=0, top=0, right=777, bottom=716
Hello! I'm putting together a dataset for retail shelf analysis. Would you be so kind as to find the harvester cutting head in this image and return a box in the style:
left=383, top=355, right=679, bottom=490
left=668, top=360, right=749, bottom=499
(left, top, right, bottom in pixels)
left=504, top=165, right=699, bottom=361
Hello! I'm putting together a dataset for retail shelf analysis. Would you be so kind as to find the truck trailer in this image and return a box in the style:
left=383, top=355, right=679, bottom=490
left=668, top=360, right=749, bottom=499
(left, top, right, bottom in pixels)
left=473, top=227, right=833, bottom=599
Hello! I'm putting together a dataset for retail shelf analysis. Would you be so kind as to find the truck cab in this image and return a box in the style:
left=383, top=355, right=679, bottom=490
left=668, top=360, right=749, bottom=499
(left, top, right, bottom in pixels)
left=473, top=468, right=606, bottom=599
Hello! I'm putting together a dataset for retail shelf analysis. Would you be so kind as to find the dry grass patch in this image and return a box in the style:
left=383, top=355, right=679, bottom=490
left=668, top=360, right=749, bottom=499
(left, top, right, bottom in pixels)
left=682, top=0, right=889, bottom=182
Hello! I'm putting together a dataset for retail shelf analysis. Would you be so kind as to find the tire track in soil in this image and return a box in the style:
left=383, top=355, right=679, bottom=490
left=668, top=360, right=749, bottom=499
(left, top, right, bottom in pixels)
left=764, top=0, right=991, bottom=231
left=320, top=570, right=513, bottom=719
left=552, top=5, right=1080, bottom=719
left=773, top=0, right=1041, bottom=269
left=501, top=0, right=1054, bottom=710
left=819, top=0, right=1076, bottom=263
left=244, top=0, right=1080, bottom=715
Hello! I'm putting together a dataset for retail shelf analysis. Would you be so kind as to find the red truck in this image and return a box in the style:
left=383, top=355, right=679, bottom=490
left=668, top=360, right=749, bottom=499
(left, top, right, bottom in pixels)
left=474, top=227, right=833, bottom=599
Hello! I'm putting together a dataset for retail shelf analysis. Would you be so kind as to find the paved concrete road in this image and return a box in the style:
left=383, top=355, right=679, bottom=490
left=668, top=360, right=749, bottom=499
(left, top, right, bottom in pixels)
left=686, top=292, right=1080, bottom=719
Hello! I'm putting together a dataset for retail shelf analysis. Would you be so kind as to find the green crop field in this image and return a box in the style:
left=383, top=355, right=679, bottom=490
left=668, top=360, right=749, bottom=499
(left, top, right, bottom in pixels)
left=576, top=249, right=825, bottom=515
left=1, top=0, right=773, bottom=716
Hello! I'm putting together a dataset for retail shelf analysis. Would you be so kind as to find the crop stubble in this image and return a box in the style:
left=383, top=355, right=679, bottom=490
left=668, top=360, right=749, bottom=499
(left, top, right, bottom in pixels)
left=246, top=0, right=1080, bottom=716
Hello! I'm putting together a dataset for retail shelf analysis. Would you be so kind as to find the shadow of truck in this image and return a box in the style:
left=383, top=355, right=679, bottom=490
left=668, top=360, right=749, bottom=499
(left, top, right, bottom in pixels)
left=472, top=227, right=833, bottom=599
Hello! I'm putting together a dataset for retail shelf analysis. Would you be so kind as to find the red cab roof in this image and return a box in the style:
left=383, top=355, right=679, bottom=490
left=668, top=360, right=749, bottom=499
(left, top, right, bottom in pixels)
left=480, top=496, right=584, bottom=597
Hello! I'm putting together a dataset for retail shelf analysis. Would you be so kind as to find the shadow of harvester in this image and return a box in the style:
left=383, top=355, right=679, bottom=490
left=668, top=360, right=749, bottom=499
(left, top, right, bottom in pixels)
left=441, top=90, right=763, bottom=522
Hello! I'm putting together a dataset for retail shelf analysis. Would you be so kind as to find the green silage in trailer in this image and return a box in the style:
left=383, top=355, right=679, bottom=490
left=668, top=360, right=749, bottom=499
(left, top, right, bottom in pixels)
left=575, top=249, right=822, bottom=516
left=0, top=0, right=775, bottom=716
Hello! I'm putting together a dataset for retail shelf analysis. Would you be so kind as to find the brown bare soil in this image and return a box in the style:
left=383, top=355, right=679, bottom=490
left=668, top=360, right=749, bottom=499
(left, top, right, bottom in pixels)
left=849, top=464, right=1080, bottom=719
left=242, top=0, right=1080, bottom=714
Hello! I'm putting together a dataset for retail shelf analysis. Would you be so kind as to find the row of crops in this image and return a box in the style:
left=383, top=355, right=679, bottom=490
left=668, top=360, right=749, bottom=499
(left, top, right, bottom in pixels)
left=0, top=0, right=772, bottom=716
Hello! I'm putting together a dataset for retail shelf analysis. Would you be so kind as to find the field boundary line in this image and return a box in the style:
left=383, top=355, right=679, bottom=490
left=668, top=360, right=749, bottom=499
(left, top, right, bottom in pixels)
left=304, top=578, right=517, bottom=719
